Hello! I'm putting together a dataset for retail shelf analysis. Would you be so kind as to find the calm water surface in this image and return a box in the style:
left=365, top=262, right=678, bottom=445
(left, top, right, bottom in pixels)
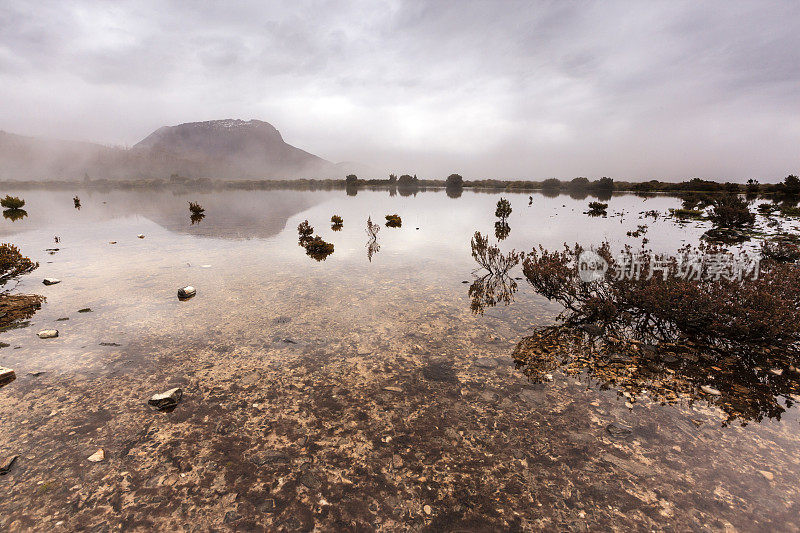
left=1, top=188, right=798, bottom=531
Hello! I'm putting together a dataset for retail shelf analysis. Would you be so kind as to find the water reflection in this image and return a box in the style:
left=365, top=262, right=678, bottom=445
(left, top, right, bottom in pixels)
left=494, top=220, right=510, bottom=240
left=2, top=209, right=27, bottom=222
left=513, top=326, right=800, bottom=425
left=365, top=217, right=380, bottom=262
left=468, top=231, right=521, bottom=314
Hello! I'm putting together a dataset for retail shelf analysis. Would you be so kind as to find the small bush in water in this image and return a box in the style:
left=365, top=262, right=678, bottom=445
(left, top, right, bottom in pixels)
left=587, top=202, right=608, bottom=216
left=0, top=196, right=25, bottom=210
left=385, top=214, right=402, bottom=227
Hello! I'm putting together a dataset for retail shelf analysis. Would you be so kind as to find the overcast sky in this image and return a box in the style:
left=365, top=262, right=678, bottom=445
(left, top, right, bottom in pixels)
left=1, top=1, right=798, bottom=181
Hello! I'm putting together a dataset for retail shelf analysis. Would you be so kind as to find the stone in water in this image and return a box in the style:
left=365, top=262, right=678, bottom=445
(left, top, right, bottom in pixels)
left=177, top=286, right=196, bottom=300
left=87, top=449, right=105, bottom=462
left=148, top=387, right=183, bottom=410
left=0, top=367, right=15, bottom=388
left=37, top=330, right=58, bottom=339
left=42, top=278, right=61, bottom=285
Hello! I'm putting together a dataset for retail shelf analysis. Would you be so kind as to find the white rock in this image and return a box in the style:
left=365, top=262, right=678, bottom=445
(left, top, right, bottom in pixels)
left=177, top=286, right=196, bottom=300
left=37, top=330, right=59, bottom=339
left=700, top=385, right=721, bottom=396
left=0, top=366, right=15, bottom=387
left=769, top=368, right=783, bottom=376
left=87, top=449, right=105, bottom=462
left=148, top=387, right=183, bottom=410
left=42, top=278, right=61, bottom=285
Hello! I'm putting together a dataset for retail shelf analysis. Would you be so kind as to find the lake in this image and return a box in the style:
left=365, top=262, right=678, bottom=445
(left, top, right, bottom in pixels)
left=1, top=187, right=798, bottom=531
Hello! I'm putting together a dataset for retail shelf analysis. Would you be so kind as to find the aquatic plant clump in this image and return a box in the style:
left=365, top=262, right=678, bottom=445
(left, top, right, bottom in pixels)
left=471, top=232, right=521, bottom=275
left=189, top=201, right=205, bottom=214
left=0, top=243, right=44, bottom=328
left=331, top=215, right=343, bottom=225
left=0, top=195, right=25, bottom=210
left=522, top=241, right=800, bottom=357
left=586, top=201, right=608, bottom=216
left=303, top=236, right=334, bottom=261
left=495, top=198, right=512, bottom=220
left=669, top=208, right=705, bottom=219
left=298, top=220, right=314, bottom=243
left=708, top=195, right=755, bottom=227
left=385, top=214, right=402, bottom=227
left=73, top=195, right=81, bottom=209
left=0, top=243, right=38, bottom=286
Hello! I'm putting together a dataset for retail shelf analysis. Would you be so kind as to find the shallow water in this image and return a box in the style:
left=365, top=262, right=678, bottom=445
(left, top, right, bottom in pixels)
left=1, top=188, right=799, bottom=531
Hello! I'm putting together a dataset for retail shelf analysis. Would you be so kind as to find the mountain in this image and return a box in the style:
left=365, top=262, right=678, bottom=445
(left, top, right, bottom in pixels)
left=132, top=119, right=335, bottom=179
left=0, top=119, right=371, bottom=180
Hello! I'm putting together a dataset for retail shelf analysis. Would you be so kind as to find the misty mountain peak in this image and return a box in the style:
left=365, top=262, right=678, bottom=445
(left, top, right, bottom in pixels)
left=134, top=119, right=284, bottom=154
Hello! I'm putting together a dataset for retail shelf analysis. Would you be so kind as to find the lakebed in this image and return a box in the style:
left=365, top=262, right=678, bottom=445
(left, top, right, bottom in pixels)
left=1, top=188, right=799, bottom=531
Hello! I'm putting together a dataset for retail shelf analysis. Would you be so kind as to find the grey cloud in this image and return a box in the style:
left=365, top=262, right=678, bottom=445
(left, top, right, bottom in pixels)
left=0, top=0, right=798, bottom=180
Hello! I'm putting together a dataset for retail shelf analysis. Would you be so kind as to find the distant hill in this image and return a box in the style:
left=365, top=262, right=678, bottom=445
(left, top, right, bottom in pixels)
left=0, top=119, right=373, bottom=180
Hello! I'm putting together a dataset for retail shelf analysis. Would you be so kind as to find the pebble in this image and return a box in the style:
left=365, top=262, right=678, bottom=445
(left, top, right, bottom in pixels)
left=0, top=366, right=15, bottom=387
left=606, top=424, right=633, bottom=439
left=37, top=330, right=59, bottom=339
left=148, top=388, right=183, bottom=411
left=759, top=470, right=774, bottom=481
left=87, top=449, right=105, bottom=462
left=109, top=241, right=117, bottom=244
left=383, top=386, right=403, bottom=393
left=474, top=357, right=498, bottom=369
left=137, top=234, right=145, bottom=239
left=700, top=385, right=721, bottom=396
left=42, top=278, right=61, bottom=285
left=177, top=286, right=196, bottom=300
left=423, top=505, right=432, bottom=515
left=769, top=368, right=783, bottom=376
left=0, top=455, right=18, bottom=475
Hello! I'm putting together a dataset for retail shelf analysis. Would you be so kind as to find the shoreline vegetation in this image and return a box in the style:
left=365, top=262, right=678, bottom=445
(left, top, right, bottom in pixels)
left=1, top=173, right=798, bottom=198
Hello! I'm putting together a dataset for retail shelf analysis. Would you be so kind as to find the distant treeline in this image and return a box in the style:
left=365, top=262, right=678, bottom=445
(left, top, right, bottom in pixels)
left=1, top=173, right=798, bottom=198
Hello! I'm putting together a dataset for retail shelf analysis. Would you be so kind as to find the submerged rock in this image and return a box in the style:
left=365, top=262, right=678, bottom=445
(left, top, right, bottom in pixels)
left=606, top=423, right=633, bottom=439
left=474, top=357, right=498, bottom=369
left=0, top=366, right=15, bottom=387
left=87, top=449, right=105, bottom=462
left=0, top=455, right=18, bottom=475
left=701, top=385, right=721, bottom=396
left=37, top=329, right=58, bottom=339
left=177, top=286, right=196, bottom=300
left=42, top=278, right=61, bottom=285
left=137, top=234, right=145, bottom=239
left=148, top=387, right=183, bottom=411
